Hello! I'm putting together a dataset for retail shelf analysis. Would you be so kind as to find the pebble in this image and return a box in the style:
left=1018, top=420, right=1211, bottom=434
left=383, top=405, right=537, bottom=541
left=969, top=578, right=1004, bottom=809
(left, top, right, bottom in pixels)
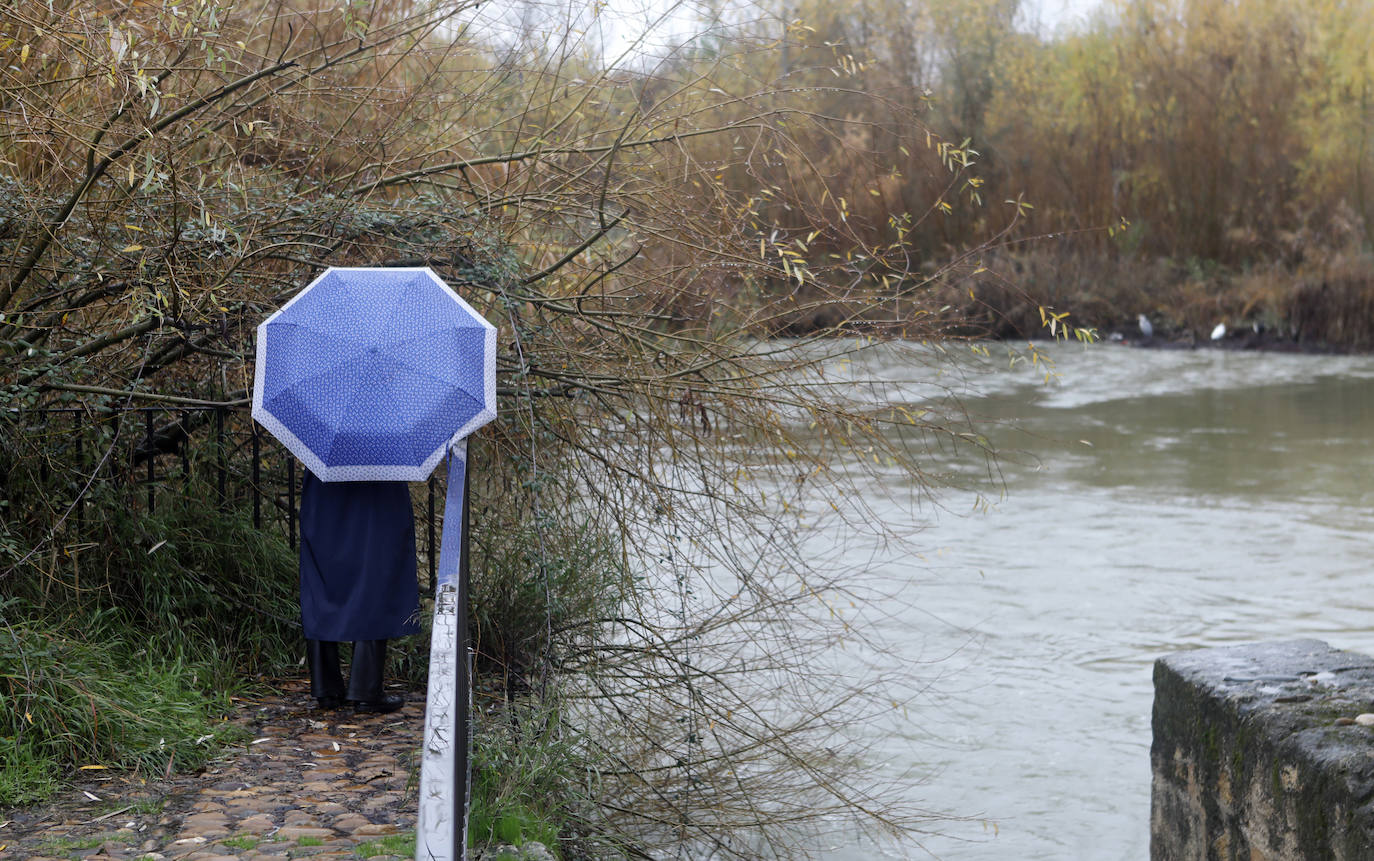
left=331, top=813, right=371, bottom=830
left=235, top=814, right=276, bottom=834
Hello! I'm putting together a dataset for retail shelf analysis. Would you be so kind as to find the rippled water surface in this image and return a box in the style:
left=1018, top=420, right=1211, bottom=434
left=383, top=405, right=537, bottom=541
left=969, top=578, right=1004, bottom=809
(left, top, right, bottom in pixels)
left=807, top=342, right=1374, bottom=859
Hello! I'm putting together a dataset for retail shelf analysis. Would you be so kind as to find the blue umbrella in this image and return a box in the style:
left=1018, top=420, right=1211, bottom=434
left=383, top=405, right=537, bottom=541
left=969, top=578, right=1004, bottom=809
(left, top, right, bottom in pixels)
left=251, top=266, right=493, bottom=861
left=252, top=266, right=495, bottom=482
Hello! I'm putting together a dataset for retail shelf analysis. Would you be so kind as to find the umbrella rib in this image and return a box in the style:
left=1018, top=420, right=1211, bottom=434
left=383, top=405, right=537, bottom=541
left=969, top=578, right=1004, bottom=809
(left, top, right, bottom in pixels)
left=265, top=356, right=368, bottom=446
left=381, top=328, right=487, bottom=383
left=386, top=322, right=486, bottom=347
left=264, top=352, right=368, bottom=408
left=382, top=357, right=488, bottom=411
left=321, top=358, right=484, bottom=465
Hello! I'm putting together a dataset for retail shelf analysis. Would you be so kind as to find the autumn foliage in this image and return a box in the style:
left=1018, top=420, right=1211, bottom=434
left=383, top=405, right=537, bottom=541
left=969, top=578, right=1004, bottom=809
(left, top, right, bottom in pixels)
left=4, top=0, right=1374, bottom=853
left=0, top=0, right=992, bottom=855
left=729, top=0, right=1374, bottom=341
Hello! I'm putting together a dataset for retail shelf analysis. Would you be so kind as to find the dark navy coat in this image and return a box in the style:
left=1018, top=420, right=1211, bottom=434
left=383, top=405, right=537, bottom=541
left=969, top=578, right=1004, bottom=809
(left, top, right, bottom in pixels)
left=298, top=472, right=420, bottom=642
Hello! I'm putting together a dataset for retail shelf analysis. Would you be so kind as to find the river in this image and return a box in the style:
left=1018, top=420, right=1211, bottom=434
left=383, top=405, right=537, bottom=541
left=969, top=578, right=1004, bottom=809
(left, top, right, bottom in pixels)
left=803, top=341, right=1374, bottom=859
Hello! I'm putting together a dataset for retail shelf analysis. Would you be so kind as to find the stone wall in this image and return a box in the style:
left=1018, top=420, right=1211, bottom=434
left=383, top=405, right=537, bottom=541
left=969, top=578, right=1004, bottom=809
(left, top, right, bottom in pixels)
left=1151, top=639, right=1374, bottom=860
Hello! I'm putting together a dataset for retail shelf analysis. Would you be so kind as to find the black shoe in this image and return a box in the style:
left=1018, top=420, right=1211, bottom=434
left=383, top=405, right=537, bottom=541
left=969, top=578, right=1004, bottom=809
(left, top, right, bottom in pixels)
left=350, top=693, right=405, bottom=714
left=315, top=695, right=346, bottom=710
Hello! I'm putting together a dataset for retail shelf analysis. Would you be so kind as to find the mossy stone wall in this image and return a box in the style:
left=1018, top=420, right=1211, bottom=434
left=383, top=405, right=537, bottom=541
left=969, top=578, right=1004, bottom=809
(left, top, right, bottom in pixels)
left=1152, top=639, right=1374, bottom=860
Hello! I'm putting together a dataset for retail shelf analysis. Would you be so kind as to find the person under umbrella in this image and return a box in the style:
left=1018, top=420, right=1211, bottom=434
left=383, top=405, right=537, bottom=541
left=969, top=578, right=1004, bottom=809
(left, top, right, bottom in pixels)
left=298, top=470, right=419, bottom=714
left=253, top=266, right=497, bottom=856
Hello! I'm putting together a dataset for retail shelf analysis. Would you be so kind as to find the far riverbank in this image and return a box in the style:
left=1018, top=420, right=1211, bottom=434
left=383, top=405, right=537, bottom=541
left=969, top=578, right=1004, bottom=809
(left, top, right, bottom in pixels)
left=765, top=247, right=1374, bottom=355
left=944, top=247, right=1374, bottom=354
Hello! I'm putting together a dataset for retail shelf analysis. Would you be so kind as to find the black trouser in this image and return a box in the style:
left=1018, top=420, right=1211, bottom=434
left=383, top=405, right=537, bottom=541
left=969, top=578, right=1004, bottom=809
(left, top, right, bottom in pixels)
left=306, top=639, right=387, bottom=702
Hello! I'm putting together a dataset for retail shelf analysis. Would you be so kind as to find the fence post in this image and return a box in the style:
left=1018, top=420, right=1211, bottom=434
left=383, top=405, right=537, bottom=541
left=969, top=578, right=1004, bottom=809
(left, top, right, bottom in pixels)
left=180, top=410, right=190, bottom=480
left=287, top=458, right=297, bottom=550
left=252, top=423, right=261, bottom=530
left=428, top=473, right=437, bottom=596
left=145, top=408, right=155, bottom=514
left=215, top=407, right=227, bottom=509
left=73, top=417, right=84, bottom=531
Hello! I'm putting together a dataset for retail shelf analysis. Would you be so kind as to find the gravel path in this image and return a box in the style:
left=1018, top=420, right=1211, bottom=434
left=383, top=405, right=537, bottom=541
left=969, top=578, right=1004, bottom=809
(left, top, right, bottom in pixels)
left=0, top=681, right=420, bottom=861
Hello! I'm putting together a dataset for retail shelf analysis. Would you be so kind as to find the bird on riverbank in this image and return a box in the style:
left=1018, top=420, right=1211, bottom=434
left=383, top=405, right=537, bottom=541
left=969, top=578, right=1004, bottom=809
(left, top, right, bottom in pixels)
left=1211, top=322, right=1227, bottom=341
left=1138, top=314, right=1153, bottom=339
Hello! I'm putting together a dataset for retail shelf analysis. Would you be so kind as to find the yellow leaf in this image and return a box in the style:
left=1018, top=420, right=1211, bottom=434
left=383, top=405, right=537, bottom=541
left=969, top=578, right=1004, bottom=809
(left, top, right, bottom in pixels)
left=20, top=43, right=28, bottom=65
left=79, top=764, right=108, bottom=770
left=121, top=244, right=143, bottom=253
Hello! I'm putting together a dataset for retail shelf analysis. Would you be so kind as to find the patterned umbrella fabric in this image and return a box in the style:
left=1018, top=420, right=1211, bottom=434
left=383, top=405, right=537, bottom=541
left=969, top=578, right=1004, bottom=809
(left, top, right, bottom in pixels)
left=252, top=266, right=495, bottom=482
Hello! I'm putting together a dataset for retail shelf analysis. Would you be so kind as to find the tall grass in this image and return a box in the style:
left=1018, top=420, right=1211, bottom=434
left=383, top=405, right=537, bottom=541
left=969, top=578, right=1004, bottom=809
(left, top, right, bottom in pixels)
left=2, top=462, right=301, bottom=678
left=468, top=705, right=579, bottom=856
left=0, top=607, right=248, bottom=804
left=1, top=459, right=298, bottom=804
left=460, top=486, right=633, bottom=858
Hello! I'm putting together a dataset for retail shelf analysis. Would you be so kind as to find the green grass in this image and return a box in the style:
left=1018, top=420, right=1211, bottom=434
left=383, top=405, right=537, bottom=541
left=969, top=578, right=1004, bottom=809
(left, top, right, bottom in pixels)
left=469, top=804, right=561, bottom=855
left=355, top=831, right=416, bottom=857
left=0, top=611, right=253, bottom=805
left=467, top=705, right=572, bottom=857
left=38, top=835, right=105, bottom=852
left=0, top=739, right=57, bottom=805
left=296, top=834, right=325, bottom=846
left=0, top=475, right=299, bottom=806
left=129, top=796, right=166, bottom=815
left=38, top=830, right=136, bottom=852
left=459, top=506, right=630, bottom=861
left=221, top=834, right=260, bottom=850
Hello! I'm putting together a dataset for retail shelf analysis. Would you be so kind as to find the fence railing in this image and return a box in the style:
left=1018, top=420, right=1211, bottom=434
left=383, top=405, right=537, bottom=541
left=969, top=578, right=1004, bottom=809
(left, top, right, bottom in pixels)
left=7, top=405, right=444, bottom=592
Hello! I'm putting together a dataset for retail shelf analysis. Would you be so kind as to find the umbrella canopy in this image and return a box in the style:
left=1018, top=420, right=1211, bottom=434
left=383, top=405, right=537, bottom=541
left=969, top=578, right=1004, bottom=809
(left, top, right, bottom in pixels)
left=252, top=267, right=496, bottom=482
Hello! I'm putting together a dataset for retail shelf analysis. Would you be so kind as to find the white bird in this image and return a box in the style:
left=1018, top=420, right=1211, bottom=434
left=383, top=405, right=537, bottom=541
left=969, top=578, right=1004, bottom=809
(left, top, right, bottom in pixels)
left=1137, top=314, right=1153, bottom=339
left=1210, top=322, right=1226, bottom=341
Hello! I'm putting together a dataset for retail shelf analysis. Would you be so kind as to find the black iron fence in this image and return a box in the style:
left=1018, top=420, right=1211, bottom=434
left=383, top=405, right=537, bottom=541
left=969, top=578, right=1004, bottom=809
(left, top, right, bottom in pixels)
left=7, top=405, right=444, bottom=591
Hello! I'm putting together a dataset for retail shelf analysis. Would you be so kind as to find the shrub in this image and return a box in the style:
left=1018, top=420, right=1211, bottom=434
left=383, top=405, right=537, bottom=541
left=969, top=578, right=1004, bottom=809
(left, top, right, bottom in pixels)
left=0, top=605, right=248, bottom=804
